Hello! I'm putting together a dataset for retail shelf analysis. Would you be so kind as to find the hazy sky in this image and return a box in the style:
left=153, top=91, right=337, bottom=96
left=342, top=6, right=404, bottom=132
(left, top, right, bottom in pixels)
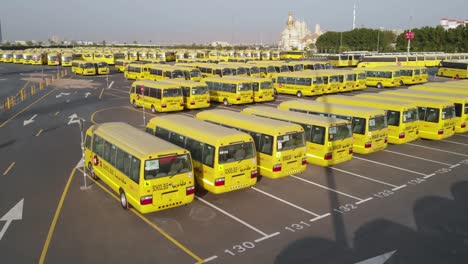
left=1, top=0, right=467, bottom=44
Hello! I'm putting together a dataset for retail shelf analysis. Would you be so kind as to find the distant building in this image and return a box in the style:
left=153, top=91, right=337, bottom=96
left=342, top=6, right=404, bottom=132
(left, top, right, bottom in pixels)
left=210, top=41, right=231, bottom=48
left=440, top=18, right=468, bottom=30
left=279, top=12, right=319, bottom=51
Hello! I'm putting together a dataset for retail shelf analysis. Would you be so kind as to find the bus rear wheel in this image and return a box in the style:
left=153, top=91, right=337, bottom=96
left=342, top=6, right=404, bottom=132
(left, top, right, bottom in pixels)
left=223, top=98, right=228, bottom=106
left=376, top=83, right=383, bottom=89
left=88, top=162, right=98, bottom=180
left=120, top=190, right=129, bottom=210
left=151, top=105, right=156, bottom=113
left=133, top=100, right=138, bottom=108
left=399, top=80, right=404, bottom=86
left=296, top=91, right=303, bottom=98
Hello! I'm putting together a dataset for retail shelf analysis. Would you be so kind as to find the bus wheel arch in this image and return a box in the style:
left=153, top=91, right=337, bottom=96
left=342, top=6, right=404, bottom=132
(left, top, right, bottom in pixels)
left=223, top=98, right=229, bottom=106
left=376, top=82, right=383, bottom=89
left=88, top=162, right=98, bottom=180
left=296, top=91, right=303, bottom=98
left=133, top=100, right=138, bottom=108
left=399, top=80, right=404, bottom=86
left=119, top=189, right=129, bottom=210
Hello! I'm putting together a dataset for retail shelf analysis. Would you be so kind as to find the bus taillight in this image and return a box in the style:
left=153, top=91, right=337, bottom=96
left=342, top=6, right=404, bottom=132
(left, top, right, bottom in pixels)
left=140, top=195, right=153, bottom=205
left=186, top=186, right=195, bottom=195
left=365, top=142, right=372, bottom=148
left=250, top=170, right=258, bottom=178
left=349, top=148, right=353, bottom=154
left=302, top=158, right=307, bottom=165
left=162, top=104, right=167, bottom=108
left=236, top=97, right=241, bottom=101
left=180, top=103, right=185, bottom=106
left=259, top=95, right=263, bottom=99
left=273, top=164, right=282, bottom=172
left=399, top=133, right=405, bottom=139
left=461, top=123, right=466, bottom=128
left=215, top=177, right=225, bottom=186
left=438, top=129, right=444, bottom=135
left=384, top=137, right=388, bottom=143
left=190, top=101, right=195, bottom=105
left=324, top=153, right=332, bottom=160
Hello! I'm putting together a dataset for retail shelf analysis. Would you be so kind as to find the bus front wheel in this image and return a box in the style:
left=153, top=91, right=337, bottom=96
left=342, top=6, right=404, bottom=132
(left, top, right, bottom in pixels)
left=223, top=98, right=228, bottom=106
left=376, top=83, right=383, bottom=89
left=151, top=105, right=156, bottom=113
left=296, top=91, right=303, bottom=98
left=120, top=190, right=129, bottom=210
left=88, top=162, right=98, bottom=180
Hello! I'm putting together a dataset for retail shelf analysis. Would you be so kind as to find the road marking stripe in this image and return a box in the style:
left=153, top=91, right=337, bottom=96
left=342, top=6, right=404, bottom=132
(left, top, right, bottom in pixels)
left=310, top=213, right=331, bottom=222
left=355, top=197, right=373, bottom=205
left=262, top=103, right=278, bottom=107
left=98, top=87, right=105, bottom=100
left=406, top=143, right=468, bottom=157
left=107, top=81, right=114, bottom=89
left=328, top=167, right=398, bottom=188
left=440, top=140, right=468, bottom=146
left=423, top=173, right=436, bottom=179
left=454, top=134, right=468, bottom=138
left=450, top=164, right=461, bottom=168
left=82, top=169, right=203, bottom=262
left=0, top=88, right=57, bottom=128
left=353, top=156, right=429, bottom=176
left=200, top=256, right=218, bottom=263
left=291, top=175, right=364, bottom=201
left=254, top=232, right=280, bottom=243
left=36, top=129, right=44, bottom=137
left=39, top=168, right=76, bottom=264
left=3, top=162, right=15, bottom=176
left=251, top=187, right=320, bottom=217
left=383, top=150, right=454, bottom=166
left=391, top=185, right=407, bottom=191
left=90, top=106, right=129, bottom=125
left=195, top=196, right=268, bottom=237
left=54, top=111, right=60, bottom=116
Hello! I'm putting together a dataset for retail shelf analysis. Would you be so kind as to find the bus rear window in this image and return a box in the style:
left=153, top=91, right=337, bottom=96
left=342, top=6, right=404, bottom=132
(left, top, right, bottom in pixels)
left=218, top=142, right=255, bottom=164
left=442, top=106, right=455, bottom=120
left=277, top=132, right=305, bottom=151
left=192, top=86, right=208, bottom=95
left=403, top=108, right=418, bottom=123
left=329, top=124, right=352, bottom=142
left=352, top=117, right=366, bottom=135
left=369, top=115, right=387, bottom=131
left=238, top=83, right=252, bottom=92
left=144, top=154, right=192, bottom=179
left=261, top=82, right=273, bottom=90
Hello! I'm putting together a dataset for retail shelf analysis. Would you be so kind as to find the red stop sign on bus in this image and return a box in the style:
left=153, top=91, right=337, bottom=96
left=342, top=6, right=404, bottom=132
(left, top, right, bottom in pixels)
left=405, top=32, right=415, bottom=40
left=140, top=86, right=145, bottom=94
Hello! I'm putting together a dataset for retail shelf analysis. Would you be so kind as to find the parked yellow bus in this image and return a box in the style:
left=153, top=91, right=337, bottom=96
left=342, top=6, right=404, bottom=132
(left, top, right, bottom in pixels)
left=115, top=59, right=132, bottom=72
left=13, top=52, right=24, bottom=63
left=271, top=50, right=280, bottom=61
left=2, top=52, right=13, bottom=63
left=274, top=71, right=325, bottom=97
left=359, top=93, right=456, bottom=140
left=363, top=67, right=402, bottom=88
left=22, top=53, right=33, bottom=64
left=318, top=95, right=419, bottom=144
left=82, top=52, right=93, bottom=61
left=437, top=61, right=468, bottom=79
left=203, top=77, right=254, bottom=105
left=124, top=63, right=148, bottom=80
left=146, top=64, right=186, bottom=81
left=157, top=51, right=176, bottom=62
left=196, top=110, right=307, bottom=178
left=261, top=50, right=271, bottom=60
left=197, top=63, right=233, bottom=77
left=92, top=61, right=110, bottom=75
left=352, top=69, right=367, bottom=90
left=314, top=71, right=343, bottom=94
left=174, top=65, right=203, bottom=81
left=227, top=76, right=275, bottom=103
left=278, top=100, right=388, bottom=154
left=130, top=80, right=184, bottom=113
left=317, top=70, right=356, bottom=92
left=242, top=106, right=353, bottom=166
left=328, top=54, right=361, bottom=67
left=84, top=122, right=194, bottom=213
left=31, top=53, right=47, bottom=65
left=218, top=63, right=250, bottom=76
left=61, top=53, right=73, bottom=67
left=280, top=51, right=305, bottom=60
left=102, top=52, right=115, bottom=65
left=377, top=89, right=468, bottom=133
left=72, top=60, right=96, bottom=76
left=158, top=80, right=210, bottom=110
left=147, top=115, right=257, bottom=193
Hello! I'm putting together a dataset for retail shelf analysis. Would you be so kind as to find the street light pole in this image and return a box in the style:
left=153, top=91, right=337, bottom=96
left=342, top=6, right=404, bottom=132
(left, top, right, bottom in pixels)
left=377, top=31, right=380, bottom=53
left=78, top=118, right=90, bottom=190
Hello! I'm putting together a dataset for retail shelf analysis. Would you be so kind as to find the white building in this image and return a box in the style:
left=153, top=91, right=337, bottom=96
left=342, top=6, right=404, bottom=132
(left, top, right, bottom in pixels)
left=210, top=41, right=231, bottom=48
left=440, top=18, right=468, bottom=30
left=279, top=12, right=314, bottom=51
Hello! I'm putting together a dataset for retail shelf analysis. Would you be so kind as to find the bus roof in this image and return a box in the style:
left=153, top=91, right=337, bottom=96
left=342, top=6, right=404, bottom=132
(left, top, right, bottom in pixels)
left=148, top=115, right=252, bottom=145
left=322, top=95, right=417, bottom=110
left=379, top=89, right=468, bottom=102
left=158, top=79, right=206, bottom=87
left=363, top=93, right=453, bottom=107
left=132, top=80, right=180, bottom=89
left=276, top=71, right=322, bottom=77
left=278, top=100, right=386, bottom=118
left=92, top=122, right=185, bottom=159
left=242, top=106, right=351, bottom=127
left=196, top=109, right=304, bottom=134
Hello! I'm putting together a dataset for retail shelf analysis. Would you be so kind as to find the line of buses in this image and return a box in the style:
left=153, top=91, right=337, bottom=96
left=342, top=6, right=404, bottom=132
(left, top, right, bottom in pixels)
left=84, top=79, right=468, bottom=214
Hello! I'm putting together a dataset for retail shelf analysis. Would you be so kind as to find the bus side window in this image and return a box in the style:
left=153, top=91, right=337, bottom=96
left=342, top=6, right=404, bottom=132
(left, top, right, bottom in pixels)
left=146, top=127, right=154, bottom=135
left=130, top=156, right=140, bottom=184
left=260, top=135, right=273, bottom=155
left=418, top=107, right=427, bottom=121
left=169, top=132, right=186, bottom=148
left=115, top=148, right=125, bottom=173
left=155, top=127, right=170, bottom=140
left=149, top=88, right=157, bottom=98
left=144, top=87, right=150, bottom=97
left=93, top=136, right=104, bottom=157
left=85, top=135, right=92, bottom=150
left=186, top=138, right=203, bottom=163
left=155, top=89, right=162, bottom=99
left=103, top=141, right=112, bottom=162
left=203, top=144, right=214, bottom=167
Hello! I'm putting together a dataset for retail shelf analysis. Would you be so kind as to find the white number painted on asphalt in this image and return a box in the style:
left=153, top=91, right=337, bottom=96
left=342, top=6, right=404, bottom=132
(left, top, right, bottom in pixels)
left=459, top=159, right=468, bottom=165
left=408, top=178, right=426, bottom=185
left=224, top=242, right=256, bottom=256
left=373, top=190, right=394, bottom=198
left=333, top=204, right=357, bottom=214
left=435, top=168, right=451, bottom=174
left=285, top=221, right=311, bottom=233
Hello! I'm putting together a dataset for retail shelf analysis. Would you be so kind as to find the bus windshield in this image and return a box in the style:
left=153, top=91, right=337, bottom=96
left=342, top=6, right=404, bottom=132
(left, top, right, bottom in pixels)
left=238, top=83, right=252, bottom=92
left=393, top=71, right=401, bottom=77
left=237, top=68, right=247, bottom=75
left=83, top=63, right=94, bottom=69
left=250, top=67, right=260, bottom=74
left=442, top=106, right=455, bottom=120
left=261, top=82, right=273, bottom=90
left=403, top=108, right=419, bottom=123
left=222, top=68, right=232, bottom=76
left=277, top=132, right=305, bottom=151
left=218, top=142, right=256, bottom=164
left=163, top=88, right=182, bottom=97
left=190, top=70, right=201, bottom=77
left=97, top=62, right=108, bottom=67
left=144, top=154, right=192, bottom=179
left=172, top=70, right=185, bottom=79
left=357, top=73, right=366, bottom=80
left=400, top=70, right=413, bottom=76
left=329, top=124, right=352, bottom=141
left=369, top=115, right=387, bottom=131
left=192, top=86, right=208, bottom=95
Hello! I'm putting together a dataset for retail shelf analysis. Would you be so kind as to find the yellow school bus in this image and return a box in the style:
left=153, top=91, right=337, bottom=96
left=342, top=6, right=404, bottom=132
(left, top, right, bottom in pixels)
left=328, top=54, right=361, bottom=67
left=378, top=89, right=468, bottom=133
left=317, top=70, right=356, bottom=92
left=218, top=63, right=250, bottom=76
left=437, top=61, right=468, bottom=79
left=197, top=63, right=234, bottom=77
left=128, top=50, right=139, bottom=61
left=352, top=69, right=367, bottom=90
left=13, top=52, right=24, bottom=63
left=157, top=51, right=176, bottom=62
left=145, top=64, right=186, bottom=81
left=196, top=110, right=307, bottom=178
left=271, top=50, right=280, bottom=61
left=364, top=67, right=403, bottom=88
left=385, top=66, right=428, bottom=85
left=84, top=122, right=194, bottom=213
left=280, top=51, right=305, bottom=60
left=274, top=71, right=325, bottom=97
left=61, top=53, right=73, bottom=67
left=82, top=52, right=93, bottom=61
left=92, top=61, right=110, bottom=75
left=278, top=100, right=388, bottom=154
left=241, top=64, right=262, bottom=78
left=359, top=93, right=456, bottom=140
left=102, top=52, right=115, bottom=65
left=1, top=52, right=13, bottom=63
left=203, top=77, right=254, bottom=106
left=130, top=80, right=184, bottom=113
left=124, top=63, right=148, bottom=80
left=173, top=65, right=203, bottom=81
left=261, top=50, right=271, bottom=60
left=319, top=95, right=419, bottom=144
left=73, top=60, right=97, bottom=76
left=226, top=76, right=275, bottom=103
left=115, top=59, right=132, bottom=72
left=22, top=53, right=33, bottom=64
left=147, top=115, right=257, bottom=194
left=314, top=71, right=343, bottom=94
left=158, top=79, right=210, bottom=110
left=31, top=53, right=47, bottom=65
left=242, top=106, right=353, bottom=166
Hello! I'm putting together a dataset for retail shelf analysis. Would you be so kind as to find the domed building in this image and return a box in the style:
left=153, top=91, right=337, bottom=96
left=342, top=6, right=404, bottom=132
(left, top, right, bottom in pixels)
left=279, top=12, right=313, bottom=51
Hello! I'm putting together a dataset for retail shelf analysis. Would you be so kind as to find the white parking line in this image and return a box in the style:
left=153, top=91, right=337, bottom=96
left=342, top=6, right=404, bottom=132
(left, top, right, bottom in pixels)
left=328, top=167, right=399, bottom=188
left=262, top=103, right=278, bottom=107
left=310, top=213, right=331, bottom=222
left=355, top=197, right=373, bottom=205
left=450, top=164, right=461, bottom=169
left=423, top=173, right=436, bottom=179
left=440, top=140, right=468, bottom=146
left=216, top=105, right=241, bottom=112
left=251, top=187, right=320, bottom=217
left=180, top=112, right=195, bottom=117
left=201, top=256, right=218, bottom=263
left=290, top=175, right=365, bottom=201
left=353, top=156, right=429, bottom=177
left=391, top=185, right=407, bottom=191
left=195, top=196, right=268, bottom=237
left=254, top=232, right=280, bottom=243
left=454, top=134, right=468, bottom=138
left=406, top=143, right=468, bottom=157
left=107, top=81, right=114, bottom=89
left=383, top=150, right=454, bottom=166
